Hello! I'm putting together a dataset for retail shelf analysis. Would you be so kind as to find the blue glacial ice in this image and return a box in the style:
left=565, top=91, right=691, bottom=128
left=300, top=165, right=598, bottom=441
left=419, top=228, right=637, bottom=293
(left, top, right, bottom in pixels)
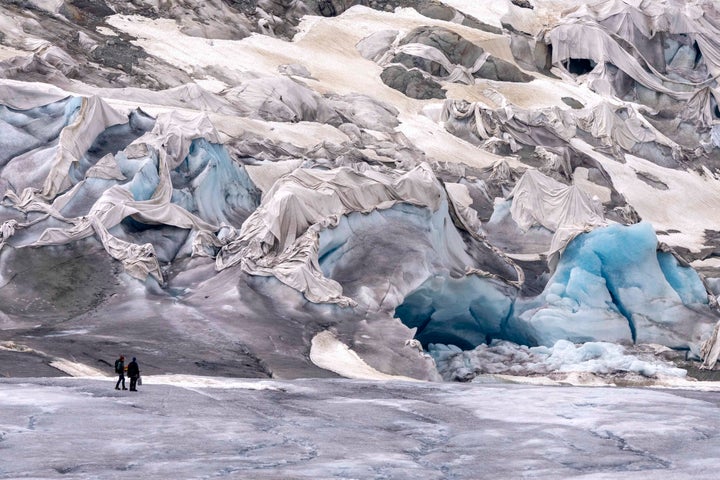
left=0, top=96, right=81, bottom=166
left=1, top=95, right=716, bottom=378
left=318, top=195, right=518, bottom=315
left=113, top=138, right=259, bottom=263
left=317, top=200, right=476, bottom=308
left=172, top=138, right=259, bottom=227
left=395, top=275, right=513, bottom=349
left=0, top=97, right=83, bottom=193
left=509, top=222, right=715, bottom=352
left=398, top=222, right=716, bottom=356
left=657, top=250, right=708, bottom=304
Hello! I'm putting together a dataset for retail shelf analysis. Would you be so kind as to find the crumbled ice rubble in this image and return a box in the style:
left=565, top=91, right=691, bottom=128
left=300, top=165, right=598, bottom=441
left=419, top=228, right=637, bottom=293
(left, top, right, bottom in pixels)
left=429, top=340, right=687, bottom=382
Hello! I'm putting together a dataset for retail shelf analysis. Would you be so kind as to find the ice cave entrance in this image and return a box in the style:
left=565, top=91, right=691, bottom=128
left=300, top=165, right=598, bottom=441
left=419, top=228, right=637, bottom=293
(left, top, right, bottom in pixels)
left=564, top=58, right=596, bottom=75
left=394, top=222, right=713, bottom=353
left=394, top=274, right=513, bottom=350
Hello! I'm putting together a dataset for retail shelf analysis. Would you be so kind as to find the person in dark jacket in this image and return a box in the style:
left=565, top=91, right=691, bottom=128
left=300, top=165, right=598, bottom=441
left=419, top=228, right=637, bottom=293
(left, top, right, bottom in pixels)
left=114, top=355, right=127, bottom=390
left=127, top=357, right=140, bottom=391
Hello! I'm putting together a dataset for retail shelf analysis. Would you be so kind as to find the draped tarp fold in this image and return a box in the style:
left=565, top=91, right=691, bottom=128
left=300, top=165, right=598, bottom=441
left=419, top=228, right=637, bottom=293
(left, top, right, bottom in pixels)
left=508, top=169, right=607, bottom=267
left=216, top=163, right=444, bottom=306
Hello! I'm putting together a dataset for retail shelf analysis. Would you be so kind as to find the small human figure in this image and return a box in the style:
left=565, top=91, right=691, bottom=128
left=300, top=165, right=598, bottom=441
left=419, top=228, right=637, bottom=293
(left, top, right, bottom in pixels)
left=114, top=355, right=127, bottom=390
left=127, top=357, right=140, bottom=392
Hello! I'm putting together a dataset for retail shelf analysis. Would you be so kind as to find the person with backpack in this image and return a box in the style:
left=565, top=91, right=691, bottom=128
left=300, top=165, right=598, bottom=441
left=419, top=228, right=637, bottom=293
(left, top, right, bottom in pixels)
left=127, top=357, right=140, bottom=392
left=114, top=355, right=127, bottom=390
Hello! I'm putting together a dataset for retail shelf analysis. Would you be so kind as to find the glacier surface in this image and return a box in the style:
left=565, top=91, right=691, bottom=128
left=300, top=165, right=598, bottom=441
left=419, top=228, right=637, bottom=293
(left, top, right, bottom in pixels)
left=3, top=376, right=720, bottom=479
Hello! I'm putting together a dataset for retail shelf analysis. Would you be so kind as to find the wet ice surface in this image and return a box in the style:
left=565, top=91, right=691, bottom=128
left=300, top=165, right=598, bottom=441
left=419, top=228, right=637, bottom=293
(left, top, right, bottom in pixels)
left=1, top=377, right=720, bottom=479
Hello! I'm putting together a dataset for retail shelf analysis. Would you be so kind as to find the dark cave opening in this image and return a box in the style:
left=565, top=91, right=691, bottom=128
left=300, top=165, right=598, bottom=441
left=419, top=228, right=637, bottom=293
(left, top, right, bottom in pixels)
left=693, top=41, right=703, bottom=67
left=394, top=276, right=513, bottom=350
left=564, top=58, right=597, bottom=75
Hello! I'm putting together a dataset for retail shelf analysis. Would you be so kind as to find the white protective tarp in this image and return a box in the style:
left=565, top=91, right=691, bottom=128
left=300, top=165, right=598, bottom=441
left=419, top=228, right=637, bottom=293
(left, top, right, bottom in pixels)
left=683, top=86, right=720, bottom=127
left=42, top=95, right=127, bottom=200
left=546, top=0, right=720, bottom=107
left=0, top=79, right=72, bottom=109
left=3, top=101, right=223, bottom=282
left=389, top=43, right=491, bottom=85
left=508, top=169, right=606, bottom=265
left=216, top=163, right=444, bottom=306
left=549, top=23, right=695, bottom=99
left=575, top=101, right=679, bottom=153
left=244, top=159, right=304, bottom=194
left=372, top=29, right=508, bottom=86
left=438, top=98, right=576, bottom=152
left=224, top=77, right=338, bottom=123
left=445, top=181, right=525, bottom=288
left=437, top=94, right=679, bottom=160
left=701, top=320, right=720, bottom=369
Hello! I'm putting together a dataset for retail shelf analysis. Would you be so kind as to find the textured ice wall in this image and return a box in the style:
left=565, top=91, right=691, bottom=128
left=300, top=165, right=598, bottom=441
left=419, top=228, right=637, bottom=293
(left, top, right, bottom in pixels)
left=172, top=138, right=259, bottom=227
left=318, top=198, right=517, bottom=311
left=397, top=222, right=715, bottom=355
left=3, top=0, right=720, bottom=379
left=510, top=222, right=714, bottom=352
left=395, top=275, right=513, bottom=349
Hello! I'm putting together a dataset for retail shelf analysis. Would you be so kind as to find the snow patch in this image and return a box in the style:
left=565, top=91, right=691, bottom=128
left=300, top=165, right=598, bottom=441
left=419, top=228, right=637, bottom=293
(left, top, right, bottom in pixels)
left=310, top=330, right=419, bottom=381
left=142, top=375, right=285, bottom=391
left=49, top=359, right=107, bottom=377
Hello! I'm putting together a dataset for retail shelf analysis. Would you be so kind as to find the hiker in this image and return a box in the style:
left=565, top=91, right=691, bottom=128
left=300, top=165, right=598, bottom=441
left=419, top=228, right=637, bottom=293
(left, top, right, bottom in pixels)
left=127, top=357, right=140, bottom=391
left=114, top=355, right=127, bottom=390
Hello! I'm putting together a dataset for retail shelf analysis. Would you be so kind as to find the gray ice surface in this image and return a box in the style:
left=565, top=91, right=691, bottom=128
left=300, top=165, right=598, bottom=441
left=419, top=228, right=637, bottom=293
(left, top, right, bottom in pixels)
left=1, top=377, right=719, bottom=479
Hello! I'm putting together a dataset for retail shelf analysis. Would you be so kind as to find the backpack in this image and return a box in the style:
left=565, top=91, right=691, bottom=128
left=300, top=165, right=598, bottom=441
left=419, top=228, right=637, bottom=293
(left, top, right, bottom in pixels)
left=115, top=359, right=123, bottom=374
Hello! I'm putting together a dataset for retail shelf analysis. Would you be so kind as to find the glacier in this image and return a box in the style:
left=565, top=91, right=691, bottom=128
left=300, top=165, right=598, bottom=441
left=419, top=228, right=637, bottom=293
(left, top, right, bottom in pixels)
left=5, top=0, right=720, bottom=477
